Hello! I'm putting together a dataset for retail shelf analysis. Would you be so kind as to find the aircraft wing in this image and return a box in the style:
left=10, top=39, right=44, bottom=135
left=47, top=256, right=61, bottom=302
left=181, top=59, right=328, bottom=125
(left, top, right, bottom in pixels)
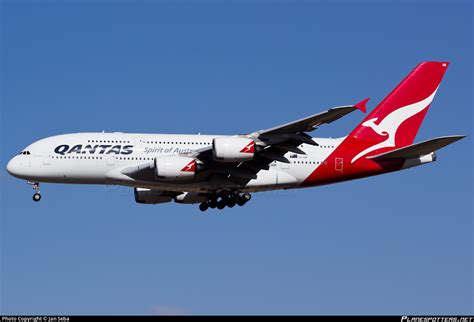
left=251, top=98, right=368, bottom=137
left=121, top=100, right=368, bottom=186
left=187, top=100, right=368, bottom=186
left=193, top=99, right=368, bottom=160
left=121, top=162, right=155, bottom=181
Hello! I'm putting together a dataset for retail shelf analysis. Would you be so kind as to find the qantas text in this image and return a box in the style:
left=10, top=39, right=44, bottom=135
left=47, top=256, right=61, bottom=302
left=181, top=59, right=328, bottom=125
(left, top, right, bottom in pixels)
left=54, top=144, right=133, bottom=155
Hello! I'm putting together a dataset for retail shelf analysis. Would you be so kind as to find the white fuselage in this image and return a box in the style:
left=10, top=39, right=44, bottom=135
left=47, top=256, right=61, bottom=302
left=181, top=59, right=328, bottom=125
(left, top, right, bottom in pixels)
left=7, top=132, right=343, bottom=193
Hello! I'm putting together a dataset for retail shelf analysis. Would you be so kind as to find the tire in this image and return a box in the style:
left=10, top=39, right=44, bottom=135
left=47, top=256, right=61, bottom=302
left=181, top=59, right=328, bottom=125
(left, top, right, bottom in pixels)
left=226, top=199, right=236, bottom=208
left=33, top=193, right=41, bottom=202
left=208, top=199, right=217, bottom=208
left=199, top=203, right=208, bottom=212
left=217, top=199, right=226, bottom=209
left=237, top=198, right=246, bottom=206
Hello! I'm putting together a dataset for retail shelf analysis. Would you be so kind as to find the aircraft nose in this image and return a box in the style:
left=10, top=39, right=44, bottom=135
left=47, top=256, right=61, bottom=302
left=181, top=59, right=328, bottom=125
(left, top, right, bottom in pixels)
left=6, top=156, right=21, bottom=178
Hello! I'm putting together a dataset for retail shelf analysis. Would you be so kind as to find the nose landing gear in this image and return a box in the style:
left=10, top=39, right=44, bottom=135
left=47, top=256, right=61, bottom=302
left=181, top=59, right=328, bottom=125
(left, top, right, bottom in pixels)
left=28, top=181, right=41, bottom=202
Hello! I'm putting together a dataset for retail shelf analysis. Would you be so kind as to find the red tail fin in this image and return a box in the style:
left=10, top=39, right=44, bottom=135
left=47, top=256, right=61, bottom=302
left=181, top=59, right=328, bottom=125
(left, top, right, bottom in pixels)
left=349, top=62, right=449, bottom=163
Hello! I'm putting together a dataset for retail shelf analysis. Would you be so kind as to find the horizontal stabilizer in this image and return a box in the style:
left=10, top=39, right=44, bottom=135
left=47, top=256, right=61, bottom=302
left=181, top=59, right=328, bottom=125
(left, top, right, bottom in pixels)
left=367, top=135, right=465, bottom=160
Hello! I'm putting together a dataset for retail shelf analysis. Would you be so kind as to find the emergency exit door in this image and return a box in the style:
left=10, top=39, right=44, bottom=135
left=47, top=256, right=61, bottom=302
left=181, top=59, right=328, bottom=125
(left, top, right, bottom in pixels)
left=335, top=157, right=343, bottom=171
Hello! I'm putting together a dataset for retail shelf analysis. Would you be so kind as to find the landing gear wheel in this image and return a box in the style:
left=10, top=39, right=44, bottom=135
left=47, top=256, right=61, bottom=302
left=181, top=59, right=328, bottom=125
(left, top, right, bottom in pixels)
left=216, top=199, right=226, bottom=209
left=208, top=199, right=217, bottom=208
left=226, top=198, right=236, bottom=208
left=28, top=181, right=41, bottom=202
left=237, top=192, right=251, bottom=206
left=242, top=192, right=251, bottom=202
left=199, top=203, right=209, bottom=212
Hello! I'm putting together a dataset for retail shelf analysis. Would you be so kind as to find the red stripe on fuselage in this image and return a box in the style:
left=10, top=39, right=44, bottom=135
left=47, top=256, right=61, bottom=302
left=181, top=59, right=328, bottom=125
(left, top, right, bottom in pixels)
left=302, top=139, right=404, bottom=187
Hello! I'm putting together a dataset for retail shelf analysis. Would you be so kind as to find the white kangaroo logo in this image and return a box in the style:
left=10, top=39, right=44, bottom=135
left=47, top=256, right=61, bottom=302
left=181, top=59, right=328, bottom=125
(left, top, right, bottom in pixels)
left=351, top=87, right=439, bottom=163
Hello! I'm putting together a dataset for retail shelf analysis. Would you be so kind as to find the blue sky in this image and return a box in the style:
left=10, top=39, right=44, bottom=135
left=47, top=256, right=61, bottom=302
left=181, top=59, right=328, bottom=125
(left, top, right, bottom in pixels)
left=1, top=1, right=472, bottom=315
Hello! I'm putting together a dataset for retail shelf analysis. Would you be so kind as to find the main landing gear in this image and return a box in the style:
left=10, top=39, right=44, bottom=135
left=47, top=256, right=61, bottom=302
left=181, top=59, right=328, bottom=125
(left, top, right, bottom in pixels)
left=199, top=192, right=251, bottom=212
left=28, top=181, right=41, bottom=202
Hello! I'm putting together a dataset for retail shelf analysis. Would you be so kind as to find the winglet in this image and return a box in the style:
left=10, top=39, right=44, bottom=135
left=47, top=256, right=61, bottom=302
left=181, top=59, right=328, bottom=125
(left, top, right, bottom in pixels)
left=354, top=98, right=369, bottom=113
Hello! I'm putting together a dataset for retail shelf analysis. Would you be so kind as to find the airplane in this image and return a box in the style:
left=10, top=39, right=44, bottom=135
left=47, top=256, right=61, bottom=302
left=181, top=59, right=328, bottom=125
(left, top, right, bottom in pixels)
left=6, top=61, right=465, bottom=211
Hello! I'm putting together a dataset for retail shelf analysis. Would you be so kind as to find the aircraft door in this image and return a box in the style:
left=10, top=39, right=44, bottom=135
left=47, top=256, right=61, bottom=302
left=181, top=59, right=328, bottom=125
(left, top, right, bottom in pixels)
left=107, top=155, right=116, bottom=166
left=43, top=153, right=51, bottom=165
left=335, top=157, right=343, bottom=172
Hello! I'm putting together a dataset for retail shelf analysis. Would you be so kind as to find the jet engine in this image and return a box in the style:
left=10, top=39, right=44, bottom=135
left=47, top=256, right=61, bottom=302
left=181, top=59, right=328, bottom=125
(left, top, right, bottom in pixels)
left=213, top=137, right=255, bottom=162
left=174, top=192, right=207, bottom=204
left=154, top=156, right=196, bottom=180
left=134, top=188, right=173, bottom=204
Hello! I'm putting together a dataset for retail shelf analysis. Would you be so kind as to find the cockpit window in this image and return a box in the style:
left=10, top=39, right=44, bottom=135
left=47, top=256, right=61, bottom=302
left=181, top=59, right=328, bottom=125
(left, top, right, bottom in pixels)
left=19, top=151, right=31, bottom=155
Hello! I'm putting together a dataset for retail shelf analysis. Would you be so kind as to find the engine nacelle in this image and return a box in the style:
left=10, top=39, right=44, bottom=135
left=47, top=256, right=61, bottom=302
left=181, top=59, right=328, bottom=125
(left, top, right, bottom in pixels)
left=213, top=137, right=255, bottom=162
left=154, top=156, right=196, bottom=180
left=134, top=188, right=173, bottom=204
left=174, top=192, right=207, bottom=204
